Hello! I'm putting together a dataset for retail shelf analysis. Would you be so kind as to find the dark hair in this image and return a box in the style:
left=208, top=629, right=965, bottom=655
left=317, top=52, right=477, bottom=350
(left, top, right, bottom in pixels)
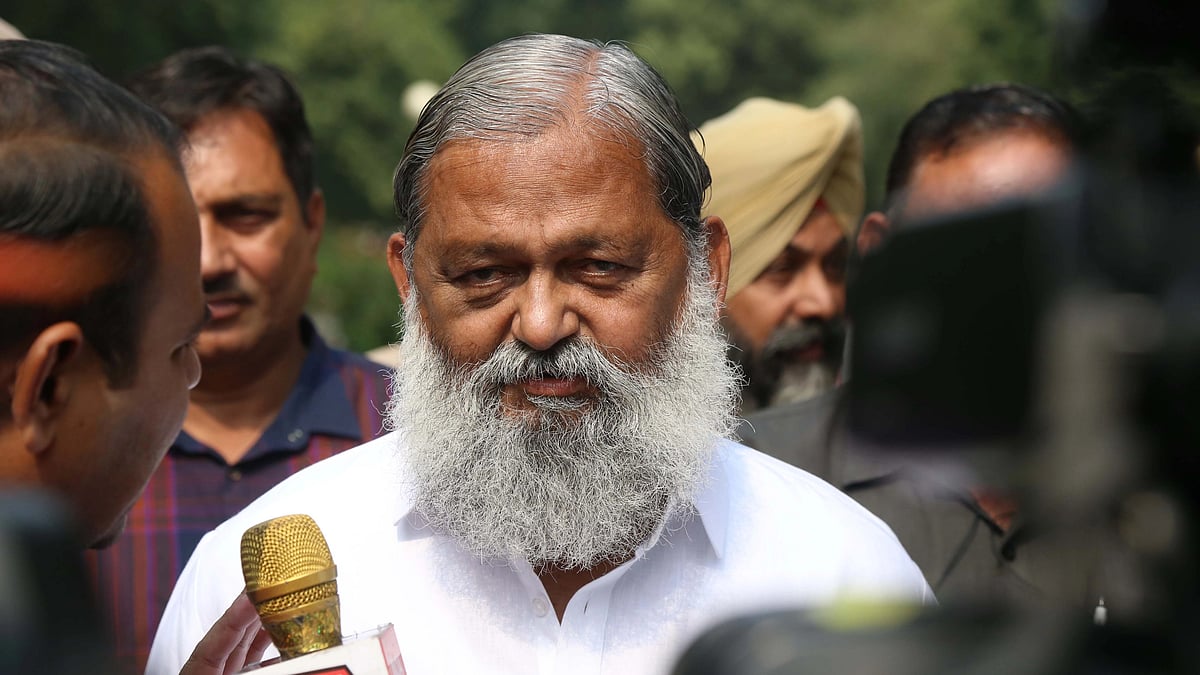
left=884, top=83, right=1079, bottom=208
left=127, top=46, right=316, bottom=210
left=0, top=40, right=181, bottom=386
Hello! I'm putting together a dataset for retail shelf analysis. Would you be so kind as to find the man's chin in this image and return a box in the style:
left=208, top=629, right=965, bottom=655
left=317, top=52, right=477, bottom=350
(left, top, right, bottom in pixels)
left=768, top=360, right=839, bottom=406
left=87, top=512, right=128, bottom=550
left=195, top=343, right=245, bottom=367
left=501, top=385, right=596, bottom=414
left=194, top=323, right=265, bottom=365
left=501, top=400, right=597, bottom=434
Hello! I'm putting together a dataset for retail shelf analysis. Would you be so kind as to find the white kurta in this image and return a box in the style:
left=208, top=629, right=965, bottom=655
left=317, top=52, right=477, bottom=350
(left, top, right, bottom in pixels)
left=147, top=433, right=932, bottom=675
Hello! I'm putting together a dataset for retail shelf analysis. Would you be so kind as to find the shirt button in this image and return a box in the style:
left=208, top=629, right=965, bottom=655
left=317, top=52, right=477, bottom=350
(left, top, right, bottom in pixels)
left=532, top=597, right=550, bottom=617
left=287, top=429, right=304, bottom=443
left=228, top=469, right=242, bottom=482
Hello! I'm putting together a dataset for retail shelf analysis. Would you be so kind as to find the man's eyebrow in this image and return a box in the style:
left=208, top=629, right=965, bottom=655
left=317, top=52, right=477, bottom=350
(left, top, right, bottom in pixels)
left=440, top=235, right=626, bottom=263
left=437, top=242, right=511, bottom=266
left=776, top=243, right=809, bottom=258
left=782, top=236, right=849, bottom=258
left=211, top=193, right=284, bottom=209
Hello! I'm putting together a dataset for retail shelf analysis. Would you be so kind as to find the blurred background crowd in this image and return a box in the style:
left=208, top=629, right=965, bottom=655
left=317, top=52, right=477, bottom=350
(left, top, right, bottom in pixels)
left=4, top=0, right=1096, bottom=353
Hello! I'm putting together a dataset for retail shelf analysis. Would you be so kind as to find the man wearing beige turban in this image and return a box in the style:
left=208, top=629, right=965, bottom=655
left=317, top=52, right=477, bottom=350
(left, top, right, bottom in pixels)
left=698, top=97, right=863, bottom=412
left=744, top=84, right=1104, bottom=609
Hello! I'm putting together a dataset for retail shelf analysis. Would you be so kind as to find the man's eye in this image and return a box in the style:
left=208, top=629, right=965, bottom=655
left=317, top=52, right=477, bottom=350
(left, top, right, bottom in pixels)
left=463, top=268, right=501, bottom=284
left=823, top=250, right=849, bottom=282
left=223, top=209, right=274, bottom=230
left=582, top=260, right=622, bottom=274
left=758, top=262, right=797, bottom=284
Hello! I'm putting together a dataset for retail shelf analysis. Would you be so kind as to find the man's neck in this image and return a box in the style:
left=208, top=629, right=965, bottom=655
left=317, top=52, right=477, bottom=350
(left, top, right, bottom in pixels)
left=184, top=328, right=309, bottom=465
left=536, top=558, right=625, bottom=622
left=970, top=486, right=1020, bottom=533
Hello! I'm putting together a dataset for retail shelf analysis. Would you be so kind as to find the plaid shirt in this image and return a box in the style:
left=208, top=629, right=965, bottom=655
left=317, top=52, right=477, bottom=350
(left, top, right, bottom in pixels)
left=85, top=321, right=392, bottom=673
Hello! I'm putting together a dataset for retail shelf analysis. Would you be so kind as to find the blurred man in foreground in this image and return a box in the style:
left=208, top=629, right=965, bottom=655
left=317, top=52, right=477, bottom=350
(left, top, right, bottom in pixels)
left=857, top=83, right=1074, bottom=250
left=0, top=39, right=269, bottom=674
left=700, top=97, right=864, bottom=414
left=742, top=83, right=1084, bottom=605
left=148, top=34, right=930, bottom=675
left=85, top=46, right=392, bottom=671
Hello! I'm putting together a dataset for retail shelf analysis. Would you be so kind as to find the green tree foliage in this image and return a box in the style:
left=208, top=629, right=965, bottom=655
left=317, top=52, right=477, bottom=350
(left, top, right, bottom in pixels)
left=311, top=227, right=401, bottom=350
left=626, top=0, right=1057, bottom=205
left=5, top=0, right=1063, bottom=351
left=248, top=0, right=466, bottom=221
left=7, top=1, right=257, bottom=75
left=625, top=0, right=825, bottom=123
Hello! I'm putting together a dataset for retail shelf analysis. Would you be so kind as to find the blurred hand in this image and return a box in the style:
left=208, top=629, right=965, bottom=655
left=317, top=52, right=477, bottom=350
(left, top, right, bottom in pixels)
left=178, top=593, right=272, bottom=675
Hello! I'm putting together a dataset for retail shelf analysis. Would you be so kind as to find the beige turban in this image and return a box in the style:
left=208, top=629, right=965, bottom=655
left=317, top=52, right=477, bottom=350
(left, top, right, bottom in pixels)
left=697, top=97, right=864, bottom=297
left=0, top=18, right=25, bottom=40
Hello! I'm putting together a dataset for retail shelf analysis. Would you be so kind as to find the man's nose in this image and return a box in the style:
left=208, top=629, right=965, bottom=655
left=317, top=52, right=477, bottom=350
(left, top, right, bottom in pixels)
left=510, top=272, right=580, bottom=352
left=198, top=218, right=236, bottom=282
left=785, top=266, right=839, bottom=323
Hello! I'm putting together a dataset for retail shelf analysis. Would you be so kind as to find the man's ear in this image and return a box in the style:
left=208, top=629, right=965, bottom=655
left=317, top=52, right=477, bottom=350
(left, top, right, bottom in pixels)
left=701, top=216, right=732, bottom=307
left=303, top=188, right=327, bottom=260
left=857, top=211, right=891, bottom=255
left=386, top=232, right=412, bottom=304
left=10, top=322, right=86, bottom=455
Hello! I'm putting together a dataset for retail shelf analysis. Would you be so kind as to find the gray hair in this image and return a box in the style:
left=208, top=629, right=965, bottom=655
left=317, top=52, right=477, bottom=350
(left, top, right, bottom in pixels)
left=392, top=34, right=710, bottom=268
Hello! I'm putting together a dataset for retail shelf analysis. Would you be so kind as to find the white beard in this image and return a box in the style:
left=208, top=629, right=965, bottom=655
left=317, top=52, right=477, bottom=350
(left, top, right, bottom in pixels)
left=386, top=262, right=739, bottom=570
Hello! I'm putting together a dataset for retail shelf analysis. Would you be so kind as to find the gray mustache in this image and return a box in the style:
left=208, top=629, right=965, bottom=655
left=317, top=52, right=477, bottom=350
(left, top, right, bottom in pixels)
left=466, top=337, right=634, bottom=396
left=762, top=320, right=846, bottom=361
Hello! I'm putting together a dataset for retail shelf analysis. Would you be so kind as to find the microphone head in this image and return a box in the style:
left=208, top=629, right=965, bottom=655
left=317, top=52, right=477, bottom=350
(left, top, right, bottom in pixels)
left=240, top=514, right=342, bottom=659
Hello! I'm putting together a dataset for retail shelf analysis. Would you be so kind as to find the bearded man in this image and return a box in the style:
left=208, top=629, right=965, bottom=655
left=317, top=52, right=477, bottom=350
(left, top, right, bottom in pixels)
left=147, top=34, right=930, bottom=675
left=699, top=97, right=864, bottom=413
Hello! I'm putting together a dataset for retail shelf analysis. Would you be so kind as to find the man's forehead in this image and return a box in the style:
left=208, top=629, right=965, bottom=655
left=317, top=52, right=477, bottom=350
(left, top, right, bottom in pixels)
left=408, top=126, right=689, bottom=276
left=791, top=207, right=846, bottom=247
left=421, top=126, right=658, bottom=219
left=901, top=131, right=1071, bottom=220
left=423, top=138, right=507, bottom=184
left=426, top=123, right=646, bottom=178
left=181, top=108, right=284, bottom=179
left=186, top=106, right=271, bottom=145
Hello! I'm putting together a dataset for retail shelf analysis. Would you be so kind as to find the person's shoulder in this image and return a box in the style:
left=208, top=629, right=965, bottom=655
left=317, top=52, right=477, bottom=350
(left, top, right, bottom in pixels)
left=741, top=393, right=839, bottom=428
left=716, top=438, right=906, bottom=547
left=326, top=345, right=393, bottom=385
left=735, top=393, right=840, bottom=468
left=207, top=433, right=399, bottom=541
left=715, top=438, right=932, bottom=600
left=718, top=437, right=836, bottom=498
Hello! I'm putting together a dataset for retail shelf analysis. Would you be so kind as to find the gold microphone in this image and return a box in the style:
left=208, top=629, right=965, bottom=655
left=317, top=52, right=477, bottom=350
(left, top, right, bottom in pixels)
left=240, top=514, right=342, bottom=659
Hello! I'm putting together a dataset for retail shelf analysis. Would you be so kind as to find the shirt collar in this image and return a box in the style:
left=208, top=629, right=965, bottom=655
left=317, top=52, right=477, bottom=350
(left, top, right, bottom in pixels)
left=689, top=442, right=730, bottom=560
left=267, top=319, right=364, bottom=442
left=391, top=432, right=428, bottom=536
left=392, top=435, right=731, bottom=561
left=174, top=318, right=363, bottom=458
